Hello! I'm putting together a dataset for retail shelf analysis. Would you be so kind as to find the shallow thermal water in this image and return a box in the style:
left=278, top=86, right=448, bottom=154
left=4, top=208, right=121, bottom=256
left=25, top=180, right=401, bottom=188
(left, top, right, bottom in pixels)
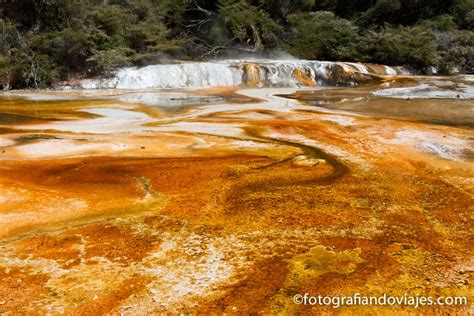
left=283, top=77, right=474, bottom=128
left=0, top=73, right=473, bottom=314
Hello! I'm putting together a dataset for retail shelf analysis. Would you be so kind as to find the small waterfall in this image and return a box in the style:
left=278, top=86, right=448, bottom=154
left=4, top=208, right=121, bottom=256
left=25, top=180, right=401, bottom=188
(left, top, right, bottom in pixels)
left=80, top=60, right=406, bottom=90
left=81, top=62, right=243, bottom=89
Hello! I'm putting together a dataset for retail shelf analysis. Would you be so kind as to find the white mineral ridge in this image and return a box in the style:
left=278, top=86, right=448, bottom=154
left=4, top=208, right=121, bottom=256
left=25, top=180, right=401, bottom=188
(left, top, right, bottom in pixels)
left=373, top=82, right=474, bottom=99
left=80, top=60, right=402, bottom=90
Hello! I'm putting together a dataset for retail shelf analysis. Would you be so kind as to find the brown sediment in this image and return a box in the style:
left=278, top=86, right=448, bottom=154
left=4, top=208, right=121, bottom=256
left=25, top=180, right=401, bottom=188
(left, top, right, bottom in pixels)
left=294, top=68, right=317, bottom=87
left=0, top=78, right=473, bottom=314
left=190, top=86, right=258, bottom=103
left=0, top=154, right=277, bottom=238
left=243, top=63, right=262, bottom=87
left=72, top=275, right=152, bottom=315
left=329, top=64, right=384, bottom=86
left=0, top=267, right=49, bottom=313
left=247, top=127, right=349, bottom=184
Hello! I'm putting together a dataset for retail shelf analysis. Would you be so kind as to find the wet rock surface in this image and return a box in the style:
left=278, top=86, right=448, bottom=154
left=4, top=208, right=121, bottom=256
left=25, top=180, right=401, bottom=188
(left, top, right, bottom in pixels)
left=0, top=75, right=473, bottom=314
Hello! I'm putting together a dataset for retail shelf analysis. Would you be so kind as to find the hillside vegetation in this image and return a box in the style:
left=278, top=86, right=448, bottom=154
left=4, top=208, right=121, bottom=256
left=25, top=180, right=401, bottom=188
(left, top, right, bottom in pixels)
left=1, top=0, right=473, bottom=89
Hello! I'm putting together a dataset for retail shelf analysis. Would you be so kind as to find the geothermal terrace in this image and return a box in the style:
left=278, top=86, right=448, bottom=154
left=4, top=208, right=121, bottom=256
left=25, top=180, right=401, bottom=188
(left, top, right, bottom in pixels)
left=0, top=61, right=473, bottom=314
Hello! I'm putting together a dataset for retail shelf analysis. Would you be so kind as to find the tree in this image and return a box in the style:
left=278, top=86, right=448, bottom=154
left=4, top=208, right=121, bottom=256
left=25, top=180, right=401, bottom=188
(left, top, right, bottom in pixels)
left=0, top=18, right=58, bottom=89
left=453, top=0, right=474, bottom=29
left=285, top=11, right=360, bottom=61
left=359, top=25, right=439, bottom=69
left=437, top=30, right=474, bottom=73
left=218, top=0, right=283, bottom=50
left=257, top=0, right=315, bottom=20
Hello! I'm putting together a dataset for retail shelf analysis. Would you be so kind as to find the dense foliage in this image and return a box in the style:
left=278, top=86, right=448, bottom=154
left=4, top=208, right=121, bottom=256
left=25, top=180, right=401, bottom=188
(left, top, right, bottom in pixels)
left=1, top=0, right=473, bottom=89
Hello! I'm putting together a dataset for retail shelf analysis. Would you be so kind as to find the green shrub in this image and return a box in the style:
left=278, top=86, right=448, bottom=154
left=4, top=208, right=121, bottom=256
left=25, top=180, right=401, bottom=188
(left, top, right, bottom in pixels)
left=437, top=30, right=474, bottom=74
left=87, top=47, right=133, bottom=74
left=418, top=15, right=457, bottom=32
left=218, top=0, right=283, bottom=49
left=358, top=0, right=402, bottom=26
left=256, top=0, right=315, bottom=20
left=284, top=11, right=360, bottom=61
left=0, top=19, right=58, bottom=88
left=1, top=50, right=59, bottom=88
left=359, top=26, right=439, bottom=69
left=31, top=27, right=97, bottom=74
left=0, top=54, right=11, bottom=90
left=453, top=0, right=474, bottom=29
